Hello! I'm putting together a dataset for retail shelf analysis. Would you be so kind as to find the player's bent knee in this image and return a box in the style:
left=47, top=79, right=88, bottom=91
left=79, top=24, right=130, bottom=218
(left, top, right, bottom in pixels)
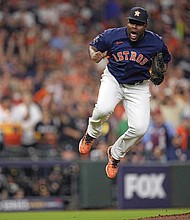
left=94, top=106, right=113, bottom=118
left=136, top=127, right=148, bottom=137
left=127, top=125, right=148, bottom=137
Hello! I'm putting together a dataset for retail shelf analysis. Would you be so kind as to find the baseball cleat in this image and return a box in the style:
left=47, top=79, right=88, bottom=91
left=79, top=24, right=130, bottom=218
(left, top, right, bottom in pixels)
left=79, top=132, right=95, bottom=155
left=105, top=146, right=120, bottom=179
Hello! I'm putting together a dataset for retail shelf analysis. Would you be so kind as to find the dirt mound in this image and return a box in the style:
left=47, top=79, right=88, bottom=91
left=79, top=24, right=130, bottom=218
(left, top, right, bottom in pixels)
left=136, top=212, right=190, bottom=220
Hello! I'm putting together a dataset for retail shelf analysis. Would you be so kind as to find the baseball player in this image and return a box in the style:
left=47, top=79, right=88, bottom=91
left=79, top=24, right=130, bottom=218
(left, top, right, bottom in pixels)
left=79, top=7, right=171, bottom=178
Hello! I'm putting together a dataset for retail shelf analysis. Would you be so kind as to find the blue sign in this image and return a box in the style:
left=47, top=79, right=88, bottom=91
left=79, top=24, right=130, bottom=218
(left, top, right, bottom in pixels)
left=117, top=165, right=170, bottom=209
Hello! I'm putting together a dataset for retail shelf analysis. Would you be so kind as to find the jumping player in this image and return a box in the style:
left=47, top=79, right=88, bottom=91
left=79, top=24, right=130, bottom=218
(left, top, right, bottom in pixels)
left=79, top=7, right=171, bottom=178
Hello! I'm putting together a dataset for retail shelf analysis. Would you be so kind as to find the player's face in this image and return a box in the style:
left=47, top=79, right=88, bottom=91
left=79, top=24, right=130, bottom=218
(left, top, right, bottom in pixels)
left=127, top=20, right=147, bottom=42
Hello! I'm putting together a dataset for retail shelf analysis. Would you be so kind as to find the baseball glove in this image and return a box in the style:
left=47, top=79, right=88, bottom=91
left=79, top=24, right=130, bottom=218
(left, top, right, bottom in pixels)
left=150, top=52, right=165, bottom=85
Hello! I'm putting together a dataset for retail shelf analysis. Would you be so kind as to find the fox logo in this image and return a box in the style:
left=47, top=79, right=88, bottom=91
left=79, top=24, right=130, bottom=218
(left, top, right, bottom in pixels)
left=124, top=173, right=166, bottom=199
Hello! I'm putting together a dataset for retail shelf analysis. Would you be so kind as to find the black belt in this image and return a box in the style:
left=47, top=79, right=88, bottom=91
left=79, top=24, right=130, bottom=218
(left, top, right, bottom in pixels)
left=126, top=80, right=145, bottom=86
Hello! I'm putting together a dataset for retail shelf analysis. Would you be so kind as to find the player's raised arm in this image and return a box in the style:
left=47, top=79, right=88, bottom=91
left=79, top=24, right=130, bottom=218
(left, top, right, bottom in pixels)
left=88, top=46, right=106, bottom=63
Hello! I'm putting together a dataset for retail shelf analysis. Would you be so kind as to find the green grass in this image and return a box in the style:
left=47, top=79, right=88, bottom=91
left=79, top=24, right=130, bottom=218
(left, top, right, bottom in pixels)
left=0, top=209, right=190, bottom=220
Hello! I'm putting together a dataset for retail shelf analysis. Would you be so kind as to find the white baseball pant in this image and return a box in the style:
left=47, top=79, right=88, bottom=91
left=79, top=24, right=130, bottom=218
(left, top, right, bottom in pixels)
left=87, top=67, right=151, bottom=160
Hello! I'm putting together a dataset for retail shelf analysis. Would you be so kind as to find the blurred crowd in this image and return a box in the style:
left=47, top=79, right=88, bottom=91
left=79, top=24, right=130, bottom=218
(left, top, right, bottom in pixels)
left=0, top=0, right=190, bottom=164
left=0, top=163, right=79, bottom=206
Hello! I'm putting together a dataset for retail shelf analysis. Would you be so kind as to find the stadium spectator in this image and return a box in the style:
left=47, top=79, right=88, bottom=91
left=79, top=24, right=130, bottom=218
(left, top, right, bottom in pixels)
left=142, top=107, right=175, bottom=161
left=11, top=92, right=42, bottom=148
left=175, top=114, right=190, bottom=159
left=34, top=108, right=59, bottom=157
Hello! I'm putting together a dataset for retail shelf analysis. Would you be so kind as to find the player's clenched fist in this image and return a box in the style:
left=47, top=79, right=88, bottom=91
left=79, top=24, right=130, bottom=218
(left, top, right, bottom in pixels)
left=89, top=46, right=106, bottom=63
left=91, top=51, right=105, bottom=63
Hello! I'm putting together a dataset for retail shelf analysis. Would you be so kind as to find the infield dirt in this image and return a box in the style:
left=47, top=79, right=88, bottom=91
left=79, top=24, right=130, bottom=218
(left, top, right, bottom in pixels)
left=137, top=212, right=190, bottom=220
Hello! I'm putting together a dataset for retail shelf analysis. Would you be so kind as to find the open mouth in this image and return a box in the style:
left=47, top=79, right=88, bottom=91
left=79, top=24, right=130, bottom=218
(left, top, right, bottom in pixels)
left=130, top=31, right=138, bottom=41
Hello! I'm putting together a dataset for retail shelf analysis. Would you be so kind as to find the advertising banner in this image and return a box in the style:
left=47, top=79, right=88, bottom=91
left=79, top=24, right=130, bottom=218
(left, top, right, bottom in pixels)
left=0, top=197, right=64, bottom=212
left=117, top=165, right=170, bottom=209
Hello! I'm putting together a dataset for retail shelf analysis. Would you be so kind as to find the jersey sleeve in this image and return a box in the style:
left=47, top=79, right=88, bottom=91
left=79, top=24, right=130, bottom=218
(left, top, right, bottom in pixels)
left=161, top=43, right=171, bottom=64
left=89, top=29, right=110, bottom=52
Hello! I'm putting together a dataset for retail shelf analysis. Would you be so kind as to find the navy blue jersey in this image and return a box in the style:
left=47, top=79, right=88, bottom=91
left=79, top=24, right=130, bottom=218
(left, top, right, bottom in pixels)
left=90, top=27, right=171, bottom=84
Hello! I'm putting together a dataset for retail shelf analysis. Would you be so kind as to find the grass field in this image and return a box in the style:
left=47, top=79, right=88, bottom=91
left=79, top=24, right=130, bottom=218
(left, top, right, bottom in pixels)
left=0, top=209, right=190, bottom=220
